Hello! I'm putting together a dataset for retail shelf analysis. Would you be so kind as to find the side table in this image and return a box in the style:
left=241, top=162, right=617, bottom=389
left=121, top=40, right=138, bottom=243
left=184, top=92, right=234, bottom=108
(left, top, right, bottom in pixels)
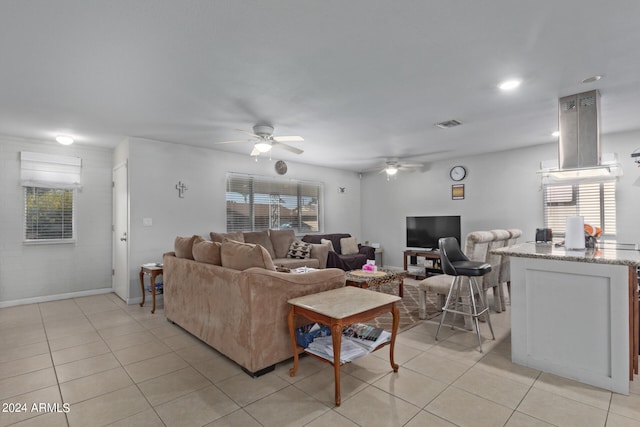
left=288, top=287, right=400, bottom=406
left=139, top=264, right=163, bottom=313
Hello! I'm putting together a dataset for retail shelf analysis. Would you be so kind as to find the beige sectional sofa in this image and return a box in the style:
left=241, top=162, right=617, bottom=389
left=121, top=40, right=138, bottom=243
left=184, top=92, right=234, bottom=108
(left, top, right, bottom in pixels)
left=210, top=229, right=330, bottom=269
left=163, top=234, right=345, bottom=376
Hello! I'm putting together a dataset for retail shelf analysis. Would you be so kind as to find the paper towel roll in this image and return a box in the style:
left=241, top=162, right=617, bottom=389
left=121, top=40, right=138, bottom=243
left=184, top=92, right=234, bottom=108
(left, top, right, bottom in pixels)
left=565, top=216, right=585, bottom=250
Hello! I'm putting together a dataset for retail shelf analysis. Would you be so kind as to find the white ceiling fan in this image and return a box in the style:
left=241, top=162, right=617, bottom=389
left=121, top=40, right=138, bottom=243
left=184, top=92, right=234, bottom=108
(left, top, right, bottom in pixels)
left=371, top=159, right=424, bottom=179
left=213, top=124, right=304, bottom=157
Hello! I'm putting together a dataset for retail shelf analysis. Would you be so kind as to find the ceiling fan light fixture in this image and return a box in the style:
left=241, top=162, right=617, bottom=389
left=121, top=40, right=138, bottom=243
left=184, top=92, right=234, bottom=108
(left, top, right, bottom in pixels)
left=254, top=142, right=272, bottom=153
left=498, top=79, right=522, bottom=91
left=385, top=166, right=398, bottom=176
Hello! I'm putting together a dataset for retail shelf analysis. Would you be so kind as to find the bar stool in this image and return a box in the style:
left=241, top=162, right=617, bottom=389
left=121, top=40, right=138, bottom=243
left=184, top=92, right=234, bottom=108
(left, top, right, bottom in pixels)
left=435, top=237, right=495, bottom=352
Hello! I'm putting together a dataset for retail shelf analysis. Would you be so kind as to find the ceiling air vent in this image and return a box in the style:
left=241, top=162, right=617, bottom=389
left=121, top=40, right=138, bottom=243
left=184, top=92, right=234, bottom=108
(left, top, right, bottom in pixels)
left=435, top=119, right=463, bottom=129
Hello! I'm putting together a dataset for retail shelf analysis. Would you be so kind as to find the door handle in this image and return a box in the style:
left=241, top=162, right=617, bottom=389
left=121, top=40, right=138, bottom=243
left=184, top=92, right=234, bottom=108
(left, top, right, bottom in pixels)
left=120, top=232, right=127, bottom=242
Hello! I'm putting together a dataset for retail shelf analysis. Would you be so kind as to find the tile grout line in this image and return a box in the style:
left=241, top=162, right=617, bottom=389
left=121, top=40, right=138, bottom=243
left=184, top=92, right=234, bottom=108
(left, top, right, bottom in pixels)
left=38, top=300, right=71, bottom=427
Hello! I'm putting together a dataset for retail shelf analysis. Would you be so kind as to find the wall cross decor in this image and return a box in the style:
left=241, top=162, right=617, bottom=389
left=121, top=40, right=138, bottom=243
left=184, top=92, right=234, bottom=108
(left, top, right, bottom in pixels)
left=175, top=181, right=188, bottom=198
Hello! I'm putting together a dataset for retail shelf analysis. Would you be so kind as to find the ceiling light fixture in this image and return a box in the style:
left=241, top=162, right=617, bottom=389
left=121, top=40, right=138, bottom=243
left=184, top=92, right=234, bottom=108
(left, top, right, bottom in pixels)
left=55, top=135, right=74, bottom=145
left=552, top=131, right=560, bottom=138
left=498, top=79, right=522, bottom=91
left=254, top=142, right=272, bottom=153
left=385, top=166, right=398, bottom=176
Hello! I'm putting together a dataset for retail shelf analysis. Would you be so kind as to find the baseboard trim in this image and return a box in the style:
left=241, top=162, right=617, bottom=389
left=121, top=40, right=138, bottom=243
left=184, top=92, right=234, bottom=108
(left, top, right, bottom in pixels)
left=0, top=288, right=113, bottom=308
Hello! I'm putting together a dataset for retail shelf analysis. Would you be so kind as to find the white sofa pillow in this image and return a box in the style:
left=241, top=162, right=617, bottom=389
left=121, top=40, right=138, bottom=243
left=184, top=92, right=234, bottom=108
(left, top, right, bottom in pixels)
left=340, top=237, right=359, bottom=255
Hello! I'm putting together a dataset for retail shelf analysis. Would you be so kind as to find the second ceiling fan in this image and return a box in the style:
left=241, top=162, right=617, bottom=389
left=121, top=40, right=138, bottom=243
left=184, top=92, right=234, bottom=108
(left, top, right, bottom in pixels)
left=214, top=124, right=304, bottom=157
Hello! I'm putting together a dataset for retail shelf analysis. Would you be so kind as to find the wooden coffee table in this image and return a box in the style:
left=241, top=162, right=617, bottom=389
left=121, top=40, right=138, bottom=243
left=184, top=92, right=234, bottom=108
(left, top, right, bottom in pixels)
left=345, top=268, right=407, bottom=297
left=287, top=286, right=400, bottom=406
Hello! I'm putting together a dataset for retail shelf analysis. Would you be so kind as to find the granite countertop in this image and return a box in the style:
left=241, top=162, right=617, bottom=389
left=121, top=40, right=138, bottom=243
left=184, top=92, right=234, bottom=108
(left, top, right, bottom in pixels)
left=492, top=242, right=640, bottom=267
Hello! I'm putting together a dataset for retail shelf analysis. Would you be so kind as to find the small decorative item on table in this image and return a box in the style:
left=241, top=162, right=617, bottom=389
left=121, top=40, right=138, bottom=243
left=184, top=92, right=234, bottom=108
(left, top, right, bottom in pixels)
left=362, top=260, right=378, bottom=273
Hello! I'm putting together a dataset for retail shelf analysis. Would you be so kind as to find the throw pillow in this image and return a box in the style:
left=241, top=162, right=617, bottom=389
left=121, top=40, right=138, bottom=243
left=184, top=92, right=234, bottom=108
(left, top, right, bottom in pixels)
left=192, top=237, right=222, bottom=265
left=174, top=235, right=198, bottom=259
left=269, top=229, right=296, bottom=259
left=243, top=230, right=276, bottom=259
left=287, top=240, right=312, bottom=259
left=220, top=239, right=276, bottom=271
left=210, top=231, right=245, bottom=243
left=340, top=236, right=359, bottom=255
left=320, top=238, right=335, bottom=252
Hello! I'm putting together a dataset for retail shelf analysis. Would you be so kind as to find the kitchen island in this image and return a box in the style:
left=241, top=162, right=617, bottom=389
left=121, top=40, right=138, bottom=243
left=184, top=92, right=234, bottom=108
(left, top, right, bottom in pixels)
left=493, top=242, right=640, bottom=394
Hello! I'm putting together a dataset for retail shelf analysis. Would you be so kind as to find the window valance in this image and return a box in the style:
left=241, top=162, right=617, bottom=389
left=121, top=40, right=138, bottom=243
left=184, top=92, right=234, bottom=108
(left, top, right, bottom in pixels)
left=20, top=151, right=82, bottom=189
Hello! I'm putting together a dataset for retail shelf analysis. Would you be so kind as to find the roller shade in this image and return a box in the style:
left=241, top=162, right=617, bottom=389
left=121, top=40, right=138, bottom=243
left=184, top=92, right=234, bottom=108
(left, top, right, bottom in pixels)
left=21, top=151, right=82, bottom=189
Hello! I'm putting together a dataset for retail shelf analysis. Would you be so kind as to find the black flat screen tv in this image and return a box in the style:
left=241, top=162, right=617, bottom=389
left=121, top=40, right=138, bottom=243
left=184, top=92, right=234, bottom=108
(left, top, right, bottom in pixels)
left=406, top=215, right=461, bottom=250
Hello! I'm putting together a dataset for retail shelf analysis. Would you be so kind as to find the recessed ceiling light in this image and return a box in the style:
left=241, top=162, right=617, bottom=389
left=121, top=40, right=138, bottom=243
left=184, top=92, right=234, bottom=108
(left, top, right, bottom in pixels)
left=552, top=131, right=560, bottom=138
left=581, top=75, right=602, bottom=84
left=55, top=135, right=74, bottom=145
left=498, top=79, right=522, bottom=91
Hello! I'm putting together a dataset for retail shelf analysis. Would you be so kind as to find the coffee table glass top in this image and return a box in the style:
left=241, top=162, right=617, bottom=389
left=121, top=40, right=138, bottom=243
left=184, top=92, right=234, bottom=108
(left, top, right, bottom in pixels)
left=288, top=286, right=400, bottom=319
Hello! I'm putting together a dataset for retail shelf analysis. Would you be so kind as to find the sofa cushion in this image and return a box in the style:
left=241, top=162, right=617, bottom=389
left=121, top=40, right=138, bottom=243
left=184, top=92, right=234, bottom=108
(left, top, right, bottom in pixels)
left=221, top=239, right=276, bottom=271
left=302, top=233, right=351, bottom=255
left=210, top=231, right=245, bottom=243
left=287, top=240, right=312, bottom=259
left=320, top=238, right=335, bottom=252
left=269, top=229, right=296, bottom=259
left=340, top=236, right=359, bottom=255
left=243, top=230, right=276, bottom=259
left=174, top=235, right=198, bottom=259
left=192, top=237, right=222, bottom=265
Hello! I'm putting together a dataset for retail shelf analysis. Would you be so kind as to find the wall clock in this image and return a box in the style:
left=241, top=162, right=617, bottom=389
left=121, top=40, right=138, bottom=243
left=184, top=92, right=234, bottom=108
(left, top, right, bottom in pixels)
left=275, top=160, right=288, bottom=175
left=449, top=165, right=466, bottom=181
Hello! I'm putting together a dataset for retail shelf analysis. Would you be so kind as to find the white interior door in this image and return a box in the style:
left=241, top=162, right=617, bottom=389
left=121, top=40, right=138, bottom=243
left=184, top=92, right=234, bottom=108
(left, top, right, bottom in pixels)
left=112, top=161, right=129, bottom=301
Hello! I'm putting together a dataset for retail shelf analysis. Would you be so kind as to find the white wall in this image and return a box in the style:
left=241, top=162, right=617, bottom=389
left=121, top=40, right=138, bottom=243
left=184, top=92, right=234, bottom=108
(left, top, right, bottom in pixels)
left=3, top=129, right=636, bottom=305
left=121, top=137, right=363, bottom=301
left=361, top=130, right=640, bottom=269
left=0, top=136, right=113, bottom=304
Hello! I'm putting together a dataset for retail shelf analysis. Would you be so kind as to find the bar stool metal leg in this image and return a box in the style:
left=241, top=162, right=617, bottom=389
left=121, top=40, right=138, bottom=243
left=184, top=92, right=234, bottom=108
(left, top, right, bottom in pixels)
left=435, top=276, right=457, bottom=341
left=472, top=277, right=495, bottom=343
left=435, top=274, right=496, bottom=352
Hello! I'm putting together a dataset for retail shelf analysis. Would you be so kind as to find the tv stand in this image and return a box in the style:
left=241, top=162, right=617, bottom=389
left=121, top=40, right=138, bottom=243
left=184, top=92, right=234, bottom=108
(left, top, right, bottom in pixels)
left=403, top=249, right=442, bottom=279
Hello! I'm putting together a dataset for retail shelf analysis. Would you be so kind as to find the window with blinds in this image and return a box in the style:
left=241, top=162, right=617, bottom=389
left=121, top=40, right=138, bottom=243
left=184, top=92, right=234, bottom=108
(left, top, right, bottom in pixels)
left=24, top=187, right=75, bottom=241
left=226, top=173, right=322, bottom=233
left=20, top=151, right=81, bottom=243
left=543, top=181, right=616, bottom=236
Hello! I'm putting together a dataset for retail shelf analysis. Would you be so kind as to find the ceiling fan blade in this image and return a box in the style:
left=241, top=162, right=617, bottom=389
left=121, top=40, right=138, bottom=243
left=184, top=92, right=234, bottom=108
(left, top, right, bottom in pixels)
left=272, top=141, right=304, bottom=155
left=273, top=135, right=304, bottom=143
left=399, top=163, right=424, bottom=169
left=235, top=129, right=261, bottom=138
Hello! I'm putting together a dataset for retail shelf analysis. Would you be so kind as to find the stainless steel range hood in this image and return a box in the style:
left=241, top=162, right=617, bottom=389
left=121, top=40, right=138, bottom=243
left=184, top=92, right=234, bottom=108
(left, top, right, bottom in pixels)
left=539, top=89, right=622, bottom=182
left=559, top=90, right=600, bottom=169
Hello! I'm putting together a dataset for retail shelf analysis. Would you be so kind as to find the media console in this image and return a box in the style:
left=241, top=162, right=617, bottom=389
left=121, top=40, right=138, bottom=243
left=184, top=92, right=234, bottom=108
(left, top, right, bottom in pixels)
left=403, top=249, right=442, bottom=278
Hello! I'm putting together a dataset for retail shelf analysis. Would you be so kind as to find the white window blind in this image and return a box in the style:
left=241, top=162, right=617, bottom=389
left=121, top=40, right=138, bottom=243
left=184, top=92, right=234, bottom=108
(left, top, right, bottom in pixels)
left=226, top=173, right=322, bottom=233
left=543, top=181, right=616, bottom=236
left=24, top=187, right=75, bottom=241
left=21, top=152, right=80, bottom=242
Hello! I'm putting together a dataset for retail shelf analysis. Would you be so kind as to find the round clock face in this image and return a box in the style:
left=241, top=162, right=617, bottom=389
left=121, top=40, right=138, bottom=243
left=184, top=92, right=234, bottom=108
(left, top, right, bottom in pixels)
left=449, top=166, right=466, bottom=181
left=275, top=160, right=288, bottom=175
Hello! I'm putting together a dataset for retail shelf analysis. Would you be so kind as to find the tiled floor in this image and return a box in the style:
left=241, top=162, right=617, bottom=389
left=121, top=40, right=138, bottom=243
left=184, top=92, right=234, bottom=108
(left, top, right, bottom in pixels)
left=2, top=290, right=640, bottom=427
